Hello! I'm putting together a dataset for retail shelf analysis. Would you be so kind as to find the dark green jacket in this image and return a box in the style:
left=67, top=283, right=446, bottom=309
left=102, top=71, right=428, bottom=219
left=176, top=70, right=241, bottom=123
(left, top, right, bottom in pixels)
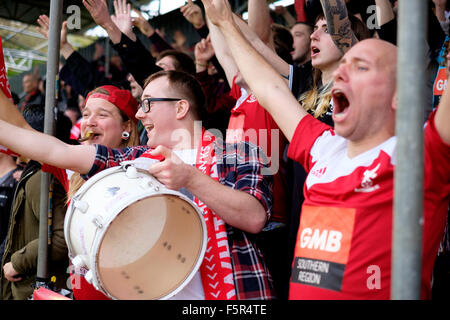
left=0, top=162, right=69, bottom=300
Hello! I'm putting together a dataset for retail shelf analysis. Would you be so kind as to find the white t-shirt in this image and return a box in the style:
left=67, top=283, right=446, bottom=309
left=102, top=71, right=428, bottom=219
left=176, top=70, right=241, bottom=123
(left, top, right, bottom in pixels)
left=125, top=148, right=207, bottom=300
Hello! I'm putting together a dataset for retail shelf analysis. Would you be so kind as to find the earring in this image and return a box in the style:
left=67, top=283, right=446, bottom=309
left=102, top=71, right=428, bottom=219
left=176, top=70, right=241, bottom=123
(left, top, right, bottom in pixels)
left=121, top=131, right=130, bottom=140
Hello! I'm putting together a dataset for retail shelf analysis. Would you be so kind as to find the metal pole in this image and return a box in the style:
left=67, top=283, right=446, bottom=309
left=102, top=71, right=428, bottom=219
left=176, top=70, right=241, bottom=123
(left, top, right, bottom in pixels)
left=392, top=0, right=427, bottom=300
left=104, top=0, right=112, bottom=78
left=36, top=0, right=63, bottom=285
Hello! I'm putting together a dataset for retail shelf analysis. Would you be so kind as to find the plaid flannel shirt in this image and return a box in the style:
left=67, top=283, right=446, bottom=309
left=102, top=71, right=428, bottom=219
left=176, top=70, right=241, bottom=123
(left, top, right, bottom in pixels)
left=82, top=139, right=275, bottom=300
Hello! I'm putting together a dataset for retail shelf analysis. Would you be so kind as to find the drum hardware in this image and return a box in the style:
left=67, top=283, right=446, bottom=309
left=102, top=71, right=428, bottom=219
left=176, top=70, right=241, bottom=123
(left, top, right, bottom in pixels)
left=71, top=255, right=87, bottom=269
left=92, top=216, right=104, bottom=229
left=73, top=199, right=89, bottom=213
left=125, top=165, right=138, bottom=179
left=64, top=165, right=207, bottom=300
left=84, top=270, right=94, bottom=284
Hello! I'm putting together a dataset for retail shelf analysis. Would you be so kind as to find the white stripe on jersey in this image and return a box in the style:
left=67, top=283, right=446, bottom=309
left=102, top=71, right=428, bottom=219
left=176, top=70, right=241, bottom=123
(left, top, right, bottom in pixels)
left=306, top=131, right=397, bottom=189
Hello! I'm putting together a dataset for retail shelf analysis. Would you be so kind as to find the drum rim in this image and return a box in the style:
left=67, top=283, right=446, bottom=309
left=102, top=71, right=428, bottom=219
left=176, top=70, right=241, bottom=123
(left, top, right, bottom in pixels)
left=92, top=191, right=207, bottom=300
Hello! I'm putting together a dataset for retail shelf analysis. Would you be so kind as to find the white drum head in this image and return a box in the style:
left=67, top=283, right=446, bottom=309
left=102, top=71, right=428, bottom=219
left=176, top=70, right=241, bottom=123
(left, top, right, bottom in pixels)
left=96, top=194, right=205, bottom=300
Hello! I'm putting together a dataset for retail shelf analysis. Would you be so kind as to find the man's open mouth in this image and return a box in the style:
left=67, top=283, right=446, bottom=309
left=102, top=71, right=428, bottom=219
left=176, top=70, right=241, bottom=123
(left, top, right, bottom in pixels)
left=332, top=89, right=350, bottom=120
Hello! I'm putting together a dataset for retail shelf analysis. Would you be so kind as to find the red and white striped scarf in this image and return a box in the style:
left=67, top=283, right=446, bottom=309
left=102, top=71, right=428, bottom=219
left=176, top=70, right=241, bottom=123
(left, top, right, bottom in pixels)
left=195, top=129, right=236, bottom=300
left=138, top=130, right=236, bottom=299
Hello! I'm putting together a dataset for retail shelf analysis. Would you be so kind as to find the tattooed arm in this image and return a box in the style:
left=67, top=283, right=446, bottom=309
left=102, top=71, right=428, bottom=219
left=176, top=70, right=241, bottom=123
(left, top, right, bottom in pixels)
left=320, top=0, right=358, bottom=55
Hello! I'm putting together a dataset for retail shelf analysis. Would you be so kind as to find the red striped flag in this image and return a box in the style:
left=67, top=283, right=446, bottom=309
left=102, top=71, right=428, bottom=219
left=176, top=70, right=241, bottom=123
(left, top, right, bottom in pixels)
left=0, top=36, right=13, bottom=101
left=0, top=36, right=20, bottom=157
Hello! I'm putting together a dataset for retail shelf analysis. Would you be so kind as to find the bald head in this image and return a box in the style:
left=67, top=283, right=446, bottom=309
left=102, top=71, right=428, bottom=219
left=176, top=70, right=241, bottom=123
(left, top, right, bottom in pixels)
left=349, top=39, right=397, bottom=84
left=331, top=38, right=399, bottom=146
left=22, top=73, right=39, bottom=94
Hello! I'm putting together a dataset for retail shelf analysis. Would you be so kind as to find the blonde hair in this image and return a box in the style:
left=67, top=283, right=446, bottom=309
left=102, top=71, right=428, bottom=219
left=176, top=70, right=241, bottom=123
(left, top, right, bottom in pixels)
left=66, top=120, right=140, bottom=202
left=299, top=69, right=333, bottom=119
left=300, top=10, right=372, bottom=119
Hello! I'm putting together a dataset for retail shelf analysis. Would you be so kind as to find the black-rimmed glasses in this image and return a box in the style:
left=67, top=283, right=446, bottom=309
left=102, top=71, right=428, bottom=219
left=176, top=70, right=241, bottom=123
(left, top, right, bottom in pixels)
left=140, top=97, right=182, bottom=113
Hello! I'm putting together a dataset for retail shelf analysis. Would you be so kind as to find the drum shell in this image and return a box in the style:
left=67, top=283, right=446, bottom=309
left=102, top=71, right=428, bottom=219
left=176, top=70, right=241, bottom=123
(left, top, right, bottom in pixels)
left=64, top=165, right=207, bottom=300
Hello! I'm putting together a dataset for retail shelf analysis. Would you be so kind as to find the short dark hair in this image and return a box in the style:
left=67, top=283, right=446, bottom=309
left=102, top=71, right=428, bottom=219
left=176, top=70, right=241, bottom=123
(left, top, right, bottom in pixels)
left=11, top=91, right=20, bottom=105
left=293, top=21, right=314, bottom=33
left=22, top=104, right=45, bottom=132
left=271, top=23, right=294, bottom=64
left=22, top=104, right=72, bottom=143
left=143, top=70, right=206, bottom=122
left=156, top=50, right=196, bottom=75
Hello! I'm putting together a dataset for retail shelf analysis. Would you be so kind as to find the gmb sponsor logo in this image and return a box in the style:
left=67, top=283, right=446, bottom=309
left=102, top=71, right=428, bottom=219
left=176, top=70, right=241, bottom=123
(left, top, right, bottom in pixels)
left=300, top=228, right=342, bottom=252
left=436, top=78, right=447, bottom=92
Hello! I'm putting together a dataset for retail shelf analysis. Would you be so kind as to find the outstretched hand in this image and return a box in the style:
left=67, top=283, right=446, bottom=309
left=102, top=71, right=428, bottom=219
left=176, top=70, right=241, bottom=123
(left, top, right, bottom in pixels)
left=432, top=0, right=447, bottom=8
left=36, top=15, right=67, bottom=45
left=37, top=15, right=73, bottom=58
left=83, top=0, right=112, bottom=28
left=131, top=8, right=155, bottom=37
left=200, top=0, right=234, bottom=27
left=194, top=36, right=215, bottom=63
left=180, top=0, right=205, bottom=29
left=111, top=0, right=136, bottom=41
left=83, top=0, right=122, bottom=43
left=3, top=262, right=22, bottom=282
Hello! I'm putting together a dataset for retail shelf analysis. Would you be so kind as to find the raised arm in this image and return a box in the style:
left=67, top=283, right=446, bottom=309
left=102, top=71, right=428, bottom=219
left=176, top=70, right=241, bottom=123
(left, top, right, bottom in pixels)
left=37, top=15, right=74, bottom=59
left=320, top=0, right=358, bottom=55
left=375, top=0, right=395, bottom=26
left=433, top=0, right=449, bottom=35
left=433, top=0, right=447, bottom=23
left=110, top=0, right=136, bottom=42
left=0, top=88, right=31, bottom=130
left=180, top=0, right=206, bottom=30
left=207, top=5, right=291, bottom=84
left=202, top=0, right=307, bottom=141
left=0, top=91, right=95, bottom=173
left=206, top=17, right=239, bottom=88
left=83, top=0, right=122, bottom=44
left=37, top=15, right=112, bottom=97
left=248, top=0, right=273, bottom=47
left=273, top=5, right=297, bottom=28
left=232, top=13, right=290, bottom=78
left=83, top=0, right=162, bottom=88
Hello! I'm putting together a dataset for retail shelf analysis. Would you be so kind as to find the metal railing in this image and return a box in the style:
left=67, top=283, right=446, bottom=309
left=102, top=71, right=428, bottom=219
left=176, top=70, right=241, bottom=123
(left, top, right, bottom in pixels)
left=392, top=0, right=427, bottom=300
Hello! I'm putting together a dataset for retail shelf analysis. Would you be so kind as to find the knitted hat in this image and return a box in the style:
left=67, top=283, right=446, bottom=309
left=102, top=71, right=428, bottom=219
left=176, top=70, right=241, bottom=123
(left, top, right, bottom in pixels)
left=86, top=85, right=138, bottom=123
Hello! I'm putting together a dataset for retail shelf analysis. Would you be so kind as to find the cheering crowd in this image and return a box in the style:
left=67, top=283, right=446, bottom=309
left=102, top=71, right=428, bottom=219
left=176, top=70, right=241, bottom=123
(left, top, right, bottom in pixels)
left=0, top=0, right=449, bottom=300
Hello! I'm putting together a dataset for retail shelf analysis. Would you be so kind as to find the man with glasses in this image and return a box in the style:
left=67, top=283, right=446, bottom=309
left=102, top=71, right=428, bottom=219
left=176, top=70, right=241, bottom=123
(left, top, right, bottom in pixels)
left=0, top=70, right=275, bottom=300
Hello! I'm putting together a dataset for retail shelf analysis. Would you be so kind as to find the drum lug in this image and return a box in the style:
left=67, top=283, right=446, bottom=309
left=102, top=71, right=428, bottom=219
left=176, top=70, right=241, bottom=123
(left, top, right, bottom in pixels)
left=92, top=216, right=104, bottom=229
left=140, top=179, right=160, bottom=192
left=74, top=200, right=89, bottom=213
left=85, top=270, right=93, bottom=284
left=72, top=255, right=87, bottom=269
left=125, top=165, right=138, bottom=179
left=140, top=179, right=152, bottom=189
